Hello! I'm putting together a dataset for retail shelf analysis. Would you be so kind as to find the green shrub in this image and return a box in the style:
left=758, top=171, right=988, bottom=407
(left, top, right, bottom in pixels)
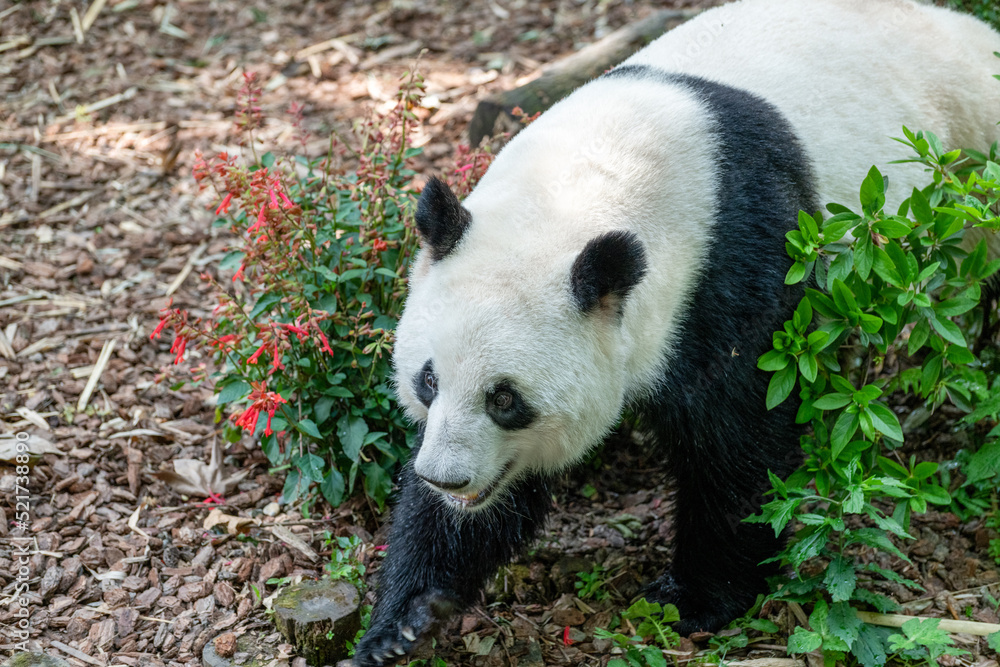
left=152, top=71, right=492, bottom=510
left=752, top=127, right=1000, bottom=664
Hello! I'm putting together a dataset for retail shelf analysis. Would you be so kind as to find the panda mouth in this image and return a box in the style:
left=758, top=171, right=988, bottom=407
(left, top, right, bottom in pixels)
left=444, top=462, right=513, bottom=509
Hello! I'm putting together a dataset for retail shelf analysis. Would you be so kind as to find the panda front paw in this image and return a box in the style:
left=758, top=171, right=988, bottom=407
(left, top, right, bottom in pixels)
left=643, top=571, right=739, bottom=636
left=352, top=589, right=461, bottom=667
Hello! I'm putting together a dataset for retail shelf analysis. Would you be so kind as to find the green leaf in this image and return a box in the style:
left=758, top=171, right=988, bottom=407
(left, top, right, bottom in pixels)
left=217, top=380, right=250, bottom=405
left=855, top=589, right=899, bottom=614
left=320, top=467, right=346, bottom=507
left=758, top=349, right=791, bottom=372
left=831, top=411, right=860, bottom=459
left=874, top=217, right=912, bottom=238
left=867, top=402, right=903, bottom=441
left=988, top=631, right=1000, bottom=652
left=929, top=315, right=967, bottom=347
left=787, top=627, right=822, bottom=654
left=812, top=393, right=851, bottom=410
left=826, top=601, right=862, bottom=648
left=788, top=525, right=830, bottom=566
left=295, top=452, right=325, bottom=482
left=824, top=556, right=857, bottom=602
left=786, top=261, right=807, bottom=285
left=908, top=318, right=930, bottom=354
left=296, top=418, right=323, bottom=439
left=338, top=414, right=370, bottom=462
left=847, top=527, right=910, bottom=562
left=766, top=363, right=797, bottom=410
left=220, top=250, right=245, bottom=271
left=798, top=353, right=818, bottom=383
left=638, top=647, right=667, bottom=667
left=920, top=484, right=951, bottom=506
left=910, top=188, right=934, bottom=224
left=748, top=619, right=780, bottom=633
left=763, top=497, right=800, bottom=537
left=965, top=440, right=1000, bottom=484
left=853, top=624, right=891, bottom=667
left=249, top=293, right=282, bottom=319
left=897, top=617, right=953, bottom=650
left=314, top=396, right=335, bottom=425
left=859, top=166, right=886, bottom=214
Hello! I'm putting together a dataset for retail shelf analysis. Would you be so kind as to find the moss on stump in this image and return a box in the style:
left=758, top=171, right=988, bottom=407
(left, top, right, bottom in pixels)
left=2, top=654, right=70, bottom=667
left=273, top=579, right=361, bottom=665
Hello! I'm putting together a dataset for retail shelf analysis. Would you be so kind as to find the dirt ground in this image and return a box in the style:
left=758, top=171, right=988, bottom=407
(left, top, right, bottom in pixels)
left=1, top=1, right=998, bottom=666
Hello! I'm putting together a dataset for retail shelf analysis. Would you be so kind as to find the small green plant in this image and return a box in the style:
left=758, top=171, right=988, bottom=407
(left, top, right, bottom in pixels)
left=323, top=534, right=372, bottom=656
left=575, top=564, right=611, bottom=601
left=594, top=599, right=679, bottom=667
left=752, top=126, right=1000, bottom=663
left=886, top=618, right=967, bottom=666
left=324, top=533, right=367, bottom=589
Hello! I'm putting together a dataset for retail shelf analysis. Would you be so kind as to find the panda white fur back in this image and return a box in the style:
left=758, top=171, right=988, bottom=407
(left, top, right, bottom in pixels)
left=354, top=2, right=1000, bottom=664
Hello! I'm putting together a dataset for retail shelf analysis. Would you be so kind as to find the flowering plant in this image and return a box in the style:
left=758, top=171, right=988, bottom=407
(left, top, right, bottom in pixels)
left=152, top=70, right=493, bottom=509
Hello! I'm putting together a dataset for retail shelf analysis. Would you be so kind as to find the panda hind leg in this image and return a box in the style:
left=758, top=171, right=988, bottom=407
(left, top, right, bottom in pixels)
left=645, top=411, right=802, bottom=634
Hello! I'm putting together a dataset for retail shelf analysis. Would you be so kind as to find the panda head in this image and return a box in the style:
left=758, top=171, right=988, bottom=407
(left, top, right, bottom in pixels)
left=393, top=176, right=648, bottom=511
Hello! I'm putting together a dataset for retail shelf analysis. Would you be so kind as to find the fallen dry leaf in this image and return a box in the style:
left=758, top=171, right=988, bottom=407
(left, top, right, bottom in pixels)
left=0, top=432, right=61, bottom=461
left=204, top=508, right=260, bottom=535
left=154, top=439, right=249, bottom=498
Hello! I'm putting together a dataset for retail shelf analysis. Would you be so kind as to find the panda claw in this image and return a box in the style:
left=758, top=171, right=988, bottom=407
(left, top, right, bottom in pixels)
left=393, top=646, right=406, bottom=656
left=401, top=627, right=416, bottom=642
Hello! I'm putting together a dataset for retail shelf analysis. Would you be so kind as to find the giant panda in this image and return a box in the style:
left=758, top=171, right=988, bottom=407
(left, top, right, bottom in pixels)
left=353, top=0, right=1000, bottom=664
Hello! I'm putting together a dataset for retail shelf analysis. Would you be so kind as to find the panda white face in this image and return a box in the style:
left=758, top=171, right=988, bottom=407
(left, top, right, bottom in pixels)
left=394, top=249, right=628, bottom=510
left=393, top=179, right=649, bottom=511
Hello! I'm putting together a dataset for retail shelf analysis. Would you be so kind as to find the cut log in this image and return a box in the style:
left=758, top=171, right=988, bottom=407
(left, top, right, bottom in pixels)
left=273, top=579, right=362, bottom=664
left=469, top=9, right=699, bottom=147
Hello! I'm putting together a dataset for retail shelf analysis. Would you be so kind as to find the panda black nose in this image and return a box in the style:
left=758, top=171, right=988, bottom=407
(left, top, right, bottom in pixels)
left=417, top=473, right=471, bottom=491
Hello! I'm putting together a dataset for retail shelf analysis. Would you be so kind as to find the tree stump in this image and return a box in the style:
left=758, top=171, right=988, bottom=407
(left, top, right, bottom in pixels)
left=273, top=579, right=362, bottom=665
left=468, top=9, right=699, bottom=147
left=2, top=654, right=70, bottom=667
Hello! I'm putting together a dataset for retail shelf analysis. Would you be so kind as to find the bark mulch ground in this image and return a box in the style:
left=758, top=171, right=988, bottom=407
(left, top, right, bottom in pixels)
left=1, top=1, right=997, bottom=666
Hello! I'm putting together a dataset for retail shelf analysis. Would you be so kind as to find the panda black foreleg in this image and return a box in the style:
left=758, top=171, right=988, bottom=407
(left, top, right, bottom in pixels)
left=645, top=404, right=802, bottom=634
left=353, top=454, right=551, bottom=666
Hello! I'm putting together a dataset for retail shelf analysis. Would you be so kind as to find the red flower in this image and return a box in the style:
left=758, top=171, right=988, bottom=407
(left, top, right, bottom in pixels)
left=215, top=192, right=234, bottom=215
left=268, top=188, right=280, bottom=210
left=234, top=405, right=260, bottom=431
left=313, top=324, right=335, bottom=356
left=233, top=261, right=246, bottom=282
left=278, top=189, right=294, bottom=208
left=209, top=334, right=238, bottom=350
left=372, top=238, right=388, bottom=252
left=248, top=204, right=267, bottom=234
left=283, top=323, right=308, bottom=340
left=271, top=343, right=285, bottom=372
left=150, top=318, right=169, bottom=340
left=562, top=626, right=573, bottom=646
left=170, top=336, right=187, bottom=364
left=248, top=342, right=268, bottom=365
left=232, top=382, right=288, bottom=436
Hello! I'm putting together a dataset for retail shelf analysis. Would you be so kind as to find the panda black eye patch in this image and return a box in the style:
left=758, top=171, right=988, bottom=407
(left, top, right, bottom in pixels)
left=485, top=382, right=536, bottom=430
left=413, top=360, right=437, bottom=407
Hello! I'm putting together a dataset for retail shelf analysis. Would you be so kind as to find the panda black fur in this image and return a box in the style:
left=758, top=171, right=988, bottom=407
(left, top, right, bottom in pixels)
left=354, top=1, right=1000, bottom=664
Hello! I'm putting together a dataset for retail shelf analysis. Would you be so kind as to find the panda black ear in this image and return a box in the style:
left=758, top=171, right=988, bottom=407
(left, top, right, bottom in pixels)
left=415, top=177, right=471, bottom=261
left=571, top=230, right=647, bottom=315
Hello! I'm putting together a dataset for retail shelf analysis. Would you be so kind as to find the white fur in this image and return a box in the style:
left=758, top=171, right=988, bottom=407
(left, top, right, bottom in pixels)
left=394, top=0, right=1000, bottom=506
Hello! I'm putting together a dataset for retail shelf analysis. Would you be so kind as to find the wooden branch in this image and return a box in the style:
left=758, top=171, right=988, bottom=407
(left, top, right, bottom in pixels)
left=469, top=9, right=698, bottom=147
left=856, top=611, right=1000, bottom=637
